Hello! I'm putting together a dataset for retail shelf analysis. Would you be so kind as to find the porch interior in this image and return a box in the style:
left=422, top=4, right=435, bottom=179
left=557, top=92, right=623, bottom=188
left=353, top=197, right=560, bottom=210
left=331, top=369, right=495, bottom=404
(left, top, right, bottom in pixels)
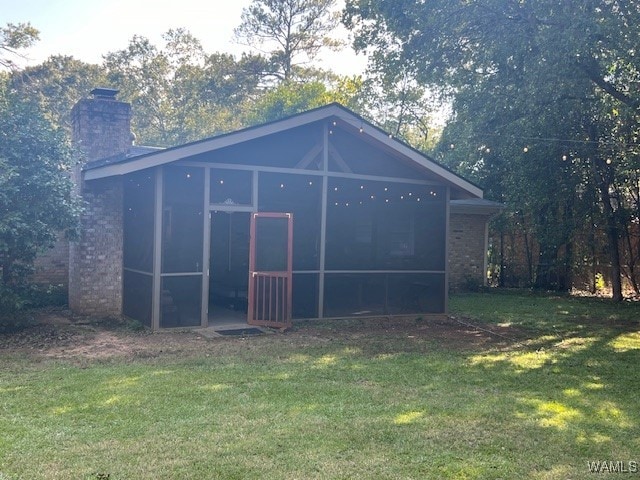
left=207, top=211, right=252, bottom=330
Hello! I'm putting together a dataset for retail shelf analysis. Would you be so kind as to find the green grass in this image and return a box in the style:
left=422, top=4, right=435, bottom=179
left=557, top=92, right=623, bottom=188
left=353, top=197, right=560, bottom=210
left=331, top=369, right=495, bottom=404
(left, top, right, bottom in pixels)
left=1, top=290, right=639, bottom=479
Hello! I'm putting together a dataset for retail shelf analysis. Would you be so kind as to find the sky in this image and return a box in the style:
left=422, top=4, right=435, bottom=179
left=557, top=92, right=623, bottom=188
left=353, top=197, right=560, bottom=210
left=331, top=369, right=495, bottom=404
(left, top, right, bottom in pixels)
left=2, top=0, right=367, bottom=75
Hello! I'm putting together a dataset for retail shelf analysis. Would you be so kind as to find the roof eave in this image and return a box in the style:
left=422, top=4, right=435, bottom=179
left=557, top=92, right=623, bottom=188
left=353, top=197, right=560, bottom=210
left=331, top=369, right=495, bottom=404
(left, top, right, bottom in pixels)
left=83, top=103, right=482, bottom=198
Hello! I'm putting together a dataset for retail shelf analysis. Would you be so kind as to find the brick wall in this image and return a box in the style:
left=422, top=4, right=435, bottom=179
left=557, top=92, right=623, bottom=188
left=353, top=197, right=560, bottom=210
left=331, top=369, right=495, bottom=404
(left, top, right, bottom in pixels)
left=449, top=213, right=488, bottom=290
left=69, top=177, right=124, bottom=315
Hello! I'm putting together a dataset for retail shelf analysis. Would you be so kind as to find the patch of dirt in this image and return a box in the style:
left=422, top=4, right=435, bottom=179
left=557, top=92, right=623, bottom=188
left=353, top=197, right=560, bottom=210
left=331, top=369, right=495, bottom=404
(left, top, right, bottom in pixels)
left=0, top=309, right=524, bottom=363
left=295, top=315, right=526, bottom=351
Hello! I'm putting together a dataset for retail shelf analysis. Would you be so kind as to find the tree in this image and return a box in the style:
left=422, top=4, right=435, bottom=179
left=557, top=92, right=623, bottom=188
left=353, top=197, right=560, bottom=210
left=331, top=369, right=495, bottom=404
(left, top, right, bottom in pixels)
left=234, top=0, right=342, bottom=82
left=345, top=0, right=640, bottom=300
left=10, top=55, right=107, bottom=132
left=104, top=29, right=265, bottom=146
left=0, top=79, right=79, bottom=288
left=243, top=74, right=371, bottom=124
left=0, top=22, right=39, bottom=70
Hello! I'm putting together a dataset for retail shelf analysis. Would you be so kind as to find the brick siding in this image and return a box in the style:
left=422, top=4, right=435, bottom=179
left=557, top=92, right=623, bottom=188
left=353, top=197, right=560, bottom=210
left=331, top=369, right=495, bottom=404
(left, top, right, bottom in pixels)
left=449, top=213, right=488, bottom=289
left=68, top=177, right=123, bottom=315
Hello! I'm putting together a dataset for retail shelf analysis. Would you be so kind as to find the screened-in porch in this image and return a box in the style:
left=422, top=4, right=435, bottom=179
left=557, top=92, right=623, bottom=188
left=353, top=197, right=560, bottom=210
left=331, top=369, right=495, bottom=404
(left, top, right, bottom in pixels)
left=113, top=107, right=469, bottom=329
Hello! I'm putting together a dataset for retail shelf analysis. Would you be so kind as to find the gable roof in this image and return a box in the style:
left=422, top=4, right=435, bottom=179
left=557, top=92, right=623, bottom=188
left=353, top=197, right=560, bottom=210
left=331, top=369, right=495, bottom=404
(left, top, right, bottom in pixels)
left=84, top=102, right=483, bottom=199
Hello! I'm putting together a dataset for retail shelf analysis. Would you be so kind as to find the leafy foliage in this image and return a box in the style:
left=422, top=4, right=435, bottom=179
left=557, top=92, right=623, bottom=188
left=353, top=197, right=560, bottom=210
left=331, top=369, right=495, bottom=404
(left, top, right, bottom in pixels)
left=0, top=22, right=39, bottom=70
left=103, top=30, right=267, bottom=146
left=245, top=76, right=369, bottom=124
left=346, top=0, right=640, bottom=298
left=10, top=55, right=107, bottom=133
left=0, top=79, right=79, bottom=303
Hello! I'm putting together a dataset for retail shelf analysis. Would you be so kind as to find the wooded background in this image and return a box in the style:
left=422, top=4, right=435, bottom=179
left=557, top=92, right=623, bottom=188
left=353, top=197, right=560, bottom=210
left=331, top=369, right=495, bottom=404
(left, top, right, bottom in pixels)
left=2, top=0, right=639, bottom=302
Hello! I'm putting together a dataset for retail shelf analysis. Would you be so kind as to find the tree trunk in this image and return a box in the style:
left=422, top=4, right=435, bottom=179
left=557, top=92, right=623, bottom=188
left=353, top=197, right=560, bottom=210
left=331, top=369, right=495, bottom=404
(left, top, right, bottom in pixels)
left=622, top=218, right=640, bottom=294
left=535, top=245, right=557, bottom=290
left=499, top=230, right=505, bottom=288
left=596, top=173, right=623, bottom=301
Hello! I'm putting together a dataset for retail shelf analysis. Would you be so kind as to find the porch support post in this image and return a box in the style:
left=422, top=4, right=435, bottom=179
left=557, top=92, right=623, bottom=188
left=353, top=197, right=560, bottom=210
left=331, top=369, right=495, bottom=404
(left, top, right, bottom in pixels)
left=444, top=186, right=450, bottom=314
left=318, top=123, right=329, bottom=318
left=151, top=167, right=163, bottom=330
left=201, top=167, right=211, bottom=327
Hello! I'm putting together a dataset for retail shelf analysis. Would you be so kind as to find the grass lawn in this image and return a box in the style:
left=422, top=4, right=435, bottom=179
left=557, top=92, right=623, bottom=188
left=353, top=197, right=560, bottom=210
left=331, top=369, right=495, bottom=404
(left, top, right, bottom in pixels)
left=1, top=290, right=639, bottom=479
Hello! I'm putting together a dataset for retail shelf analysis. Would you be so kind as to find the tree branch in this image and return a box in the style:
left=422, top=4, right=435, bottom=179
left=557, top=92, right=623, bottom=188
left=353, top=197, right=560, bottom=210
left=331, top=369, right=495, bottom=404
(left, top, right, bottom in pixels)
left=577, top=60, right=640, bottom=110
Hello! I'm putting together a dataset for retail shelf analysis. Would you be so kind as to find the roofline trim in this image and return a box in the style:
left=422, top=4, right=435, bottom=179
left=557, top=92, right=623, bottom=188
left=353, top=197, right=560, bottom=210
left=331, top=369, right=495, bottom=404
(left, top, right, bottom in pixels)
left=83, top=103, right=482, bottom=197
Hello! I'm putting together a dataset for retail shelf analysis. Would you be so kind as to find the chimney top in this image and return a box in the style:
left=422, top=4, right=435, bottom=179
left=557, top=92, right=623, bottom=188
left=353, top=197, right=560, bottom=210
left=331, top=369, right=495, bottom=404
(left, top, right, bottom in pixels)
left=90, top=88, right=119, bottom=100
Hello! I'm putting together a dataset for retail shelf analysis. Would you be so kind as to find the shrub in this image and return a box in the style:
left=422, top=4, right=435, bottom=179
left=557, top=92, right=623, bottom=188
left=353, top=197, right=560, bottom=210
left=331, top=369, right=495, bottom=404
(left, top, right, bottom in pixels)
left=0, top=285, right=31, bottom=332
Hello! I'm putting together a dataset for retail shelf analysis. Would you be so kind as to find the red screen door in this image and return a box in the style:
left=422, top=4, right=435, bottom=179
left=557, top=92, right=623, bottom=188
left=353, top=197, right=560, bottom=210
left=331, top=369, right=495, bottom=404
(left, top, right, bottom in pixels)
left=248, top=212, right=293, bottom=329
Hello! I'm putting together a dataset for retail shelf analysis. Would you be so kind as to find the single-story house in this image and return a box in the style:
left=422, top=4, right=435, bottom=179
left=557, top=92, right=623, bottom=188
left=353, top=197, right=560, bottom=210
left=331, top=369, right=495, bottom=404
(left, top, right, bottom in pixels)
left=36, top=88, right=501, bottom=330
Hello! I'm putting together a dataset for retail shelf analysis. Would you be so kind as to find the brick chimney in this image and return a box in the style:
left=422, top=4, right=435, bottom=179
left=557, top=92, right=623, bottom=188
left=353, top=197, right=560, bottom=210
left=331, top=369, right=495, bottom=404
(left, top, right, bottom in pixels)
left=68, top=88, right=130, bottom=317
left=71, top=88, right=133, bottom=163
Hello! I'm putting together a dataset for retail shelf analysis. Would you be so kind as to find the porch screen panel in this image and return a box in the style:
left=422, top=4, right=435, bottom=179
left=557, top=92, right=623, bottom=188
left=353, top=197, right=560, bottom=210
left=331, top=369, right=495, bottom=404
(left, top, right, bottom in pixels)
left=123, top=170, right=155, bottom=326
left=292, top=273, right=319, bottom=319
left=123, top=270, right=152, bottom=327
left=386, top=273, right=445, bottom=314
left=329, top=129, right=426, bottom=179
left=194, top=123, right=322, bottom=169
left=162, top=167, right=204, bottom=274
left=325, top=179, right=446, bottom=271
left=160, top=166, right=205, bottom=328
left=160, top=276, right=202, bottom=328
left=123, top=170, right=155, bottom=272
left=258, top=173, right=322, bottom=270
left=323, top=273, right=445, bottom=317
left=323, top=273, right=387, bottom=317
left=210, top=169, right=252, bottom=205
